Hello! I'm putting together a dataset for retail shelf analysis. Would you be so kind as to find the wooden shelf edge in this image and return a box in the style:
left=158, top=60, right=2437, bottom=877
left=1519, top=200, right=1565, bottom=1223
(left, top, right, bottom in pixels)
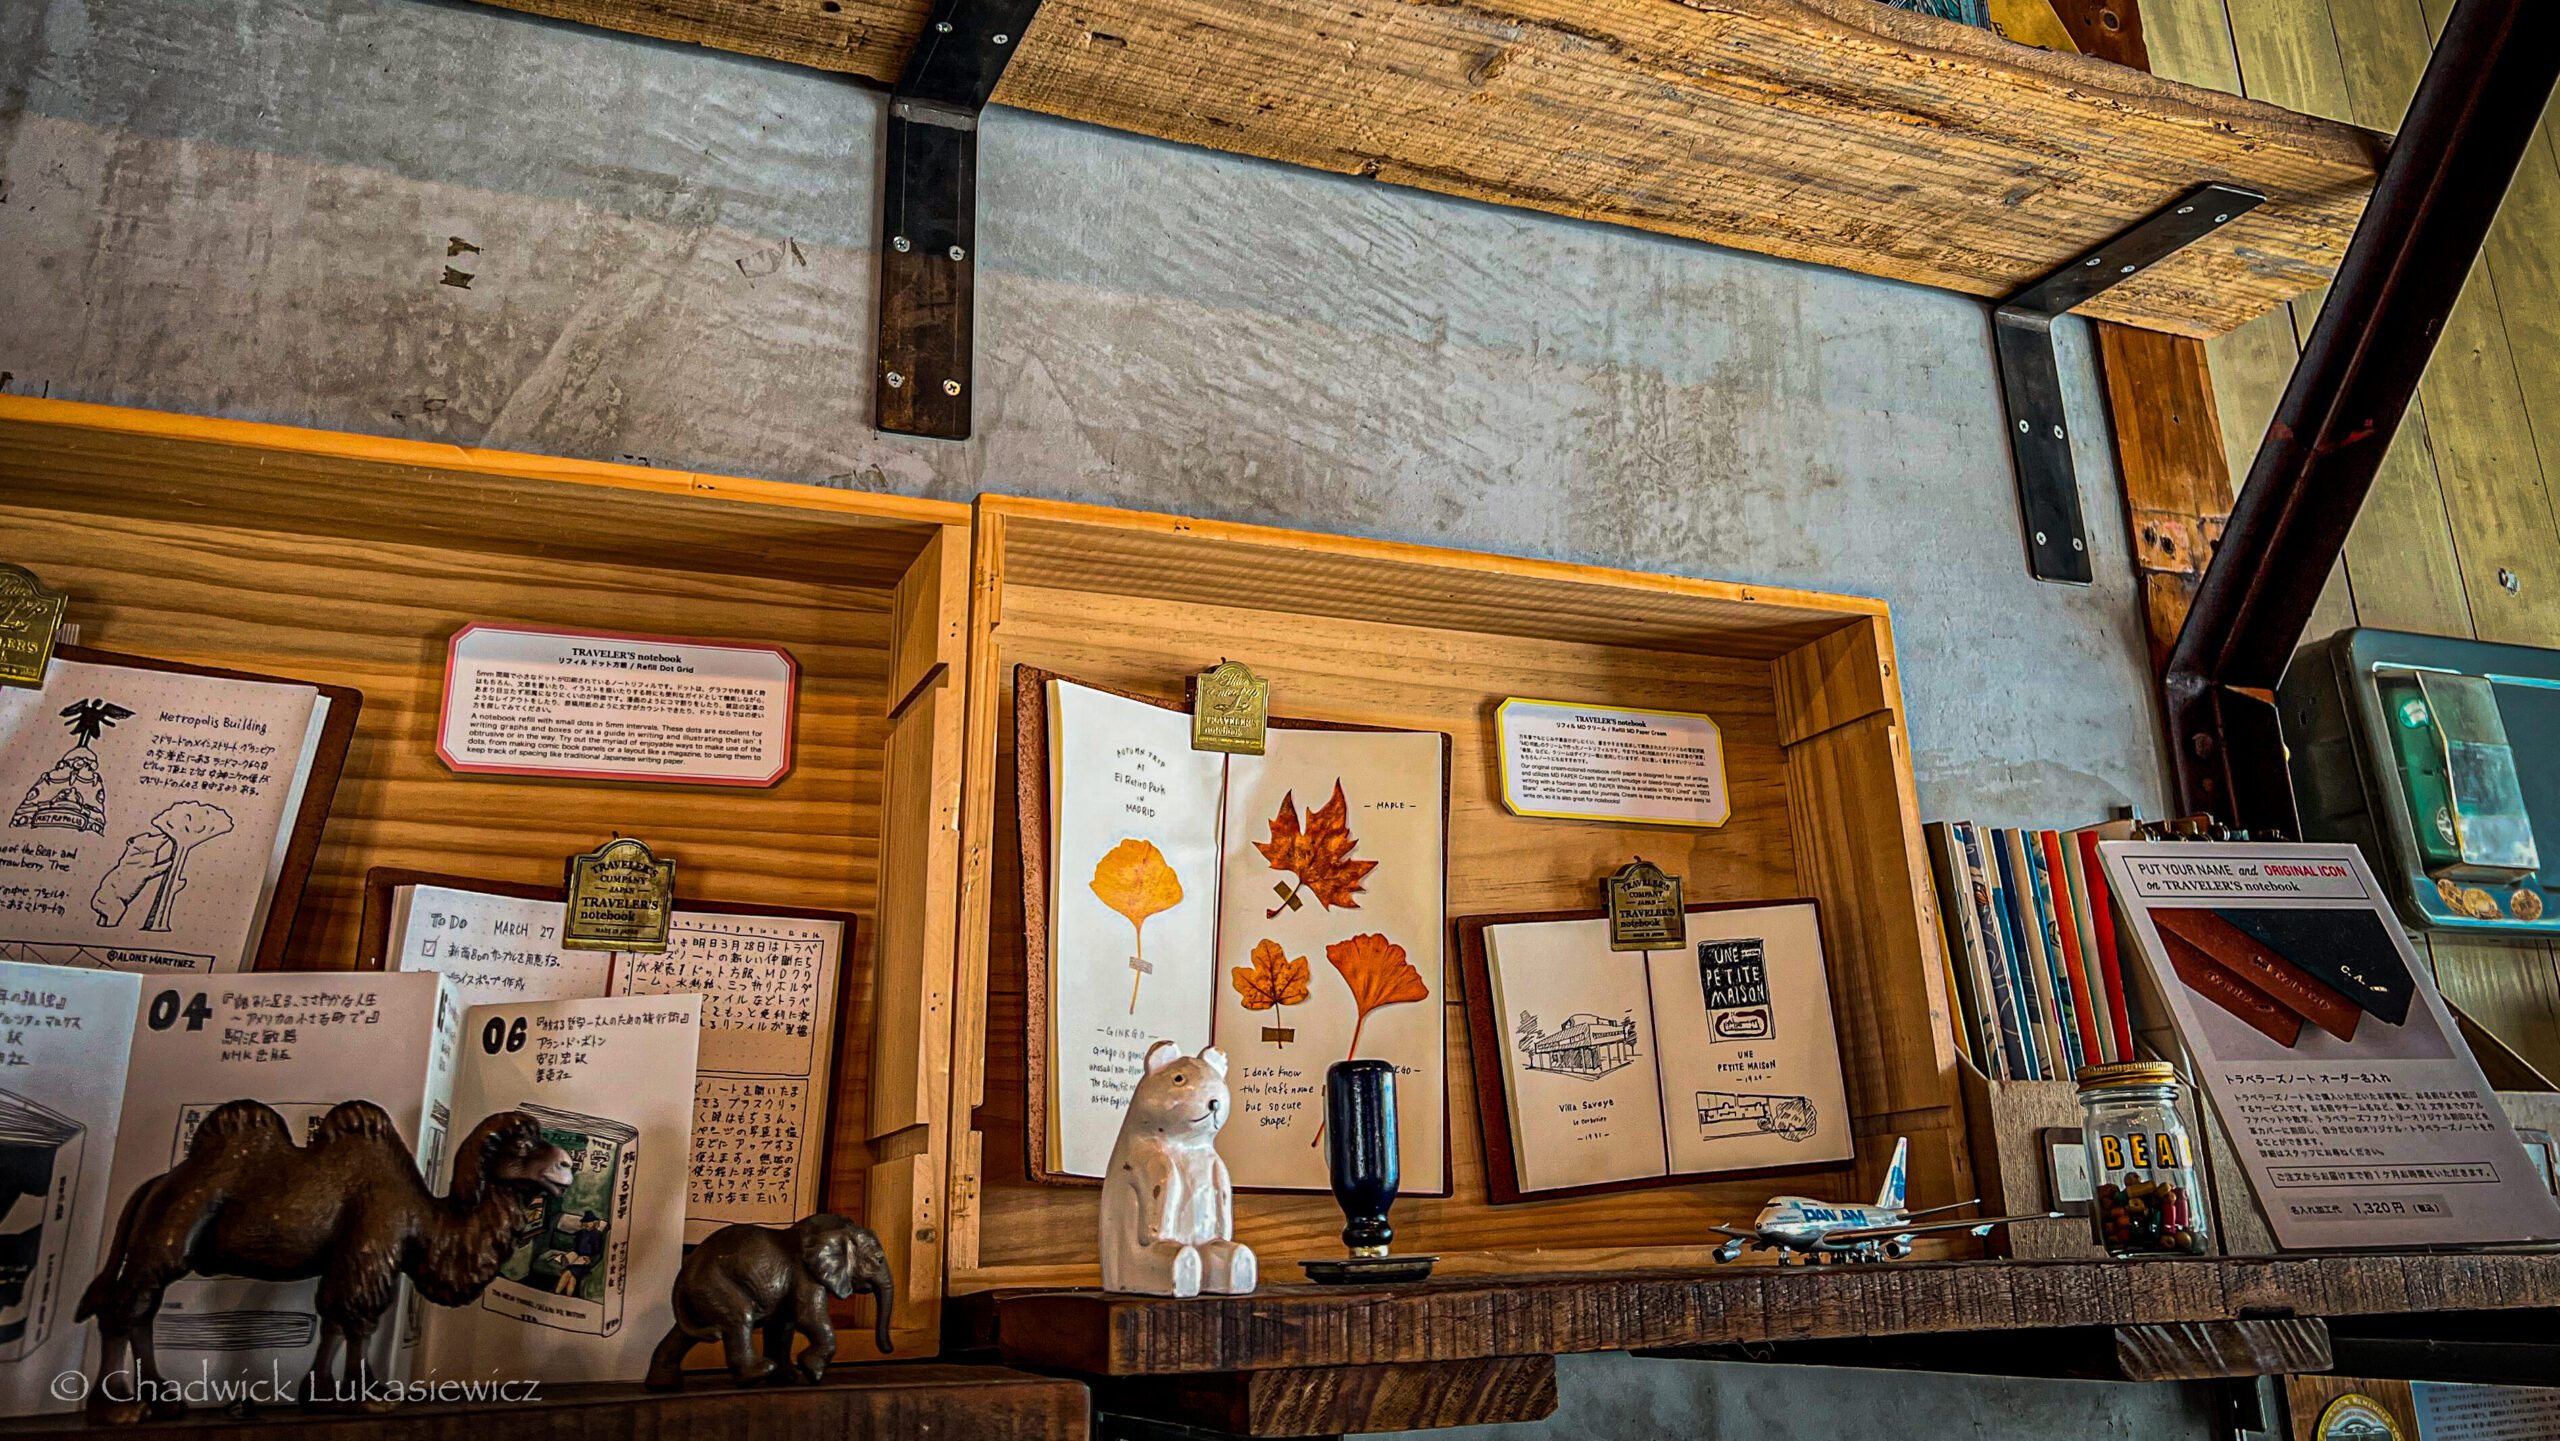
left=0, top=394, right=972, bottom=529
left=979, top=493, right=1893, bottom=623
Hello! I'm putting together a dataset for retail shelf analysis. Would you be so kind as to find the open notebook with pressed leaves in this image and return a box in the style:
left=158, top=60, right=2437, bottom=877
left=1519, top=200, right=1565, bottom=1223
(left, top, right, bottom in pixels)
left=1015, top=668, right=1450, bottom=1193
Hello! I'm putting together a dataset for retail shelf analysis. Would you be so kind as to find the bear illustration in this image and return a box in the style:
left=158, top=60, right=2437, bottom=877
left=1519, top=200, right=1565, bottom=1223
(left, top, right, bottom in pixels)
left=1098, top=1041, right=1258, bottom=1296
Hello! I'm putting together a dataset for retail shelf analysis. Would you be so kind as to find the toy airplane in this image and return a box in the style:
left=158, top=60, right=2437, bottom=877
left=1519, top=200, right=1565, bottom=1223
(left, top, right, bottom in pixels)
left=1709, top=1138, right=2064, bottom=1265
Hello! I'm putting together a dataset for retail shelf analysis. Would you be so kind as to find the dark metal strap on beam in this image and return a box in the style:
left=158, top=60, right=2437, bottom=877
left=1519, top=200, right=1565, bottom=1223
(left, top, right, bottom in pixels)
left=874, top=0, right=1043, bottom=440
left=1994, top=184, right=2263, bottom=585
left=2164, top=0, right=2560, bottom=826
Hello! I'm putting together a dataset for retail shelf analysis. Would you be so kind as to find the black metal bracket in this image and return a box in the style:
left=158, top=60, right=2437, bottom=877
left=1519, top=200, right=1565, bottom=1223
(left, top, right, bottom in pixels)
left=874, top=0, right=1044, bottom=440
left=2164, top=0, right=2560, bottom=828
left=1994, top=183, right=2265, bottom=584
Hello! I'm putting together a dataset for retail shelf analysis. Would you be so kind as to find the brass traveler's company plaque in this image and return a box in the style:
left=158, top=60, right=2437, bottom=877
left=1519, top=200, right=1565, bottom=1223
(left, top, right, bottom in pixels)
left=0, top=563, right=68, bottom=689
left=1605, top=858, right=1685, bottom=951
left=1190, top=659, right=1270, bottom=755
left=562, top=837, right=676, bottom=951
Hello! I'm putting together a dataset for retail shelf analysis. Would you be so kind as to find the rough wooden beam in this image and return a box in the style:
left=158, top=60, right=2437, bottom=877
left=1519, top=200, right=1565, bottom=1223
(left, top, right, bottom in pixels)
left=469, top=0, right=2379, bottom=337
left=1096, top=1356, right=1560, bottom=1436
left=968, top=1254, right=2560, bottom=1375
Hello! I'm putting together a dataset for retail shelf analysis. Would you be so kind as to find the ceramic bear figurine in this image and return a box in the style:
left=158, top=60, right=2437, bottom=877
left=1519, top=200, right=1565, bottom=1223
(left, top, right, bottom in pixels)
left=1099, top=1041, right=1258, bottom=1297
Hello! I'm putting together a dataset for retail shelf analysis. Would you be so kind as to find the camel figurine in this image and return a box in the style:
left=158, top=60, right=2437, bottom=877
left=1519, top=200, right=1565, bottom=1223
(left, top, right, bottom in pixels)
left=77, top=1100, right=572, bottom=1423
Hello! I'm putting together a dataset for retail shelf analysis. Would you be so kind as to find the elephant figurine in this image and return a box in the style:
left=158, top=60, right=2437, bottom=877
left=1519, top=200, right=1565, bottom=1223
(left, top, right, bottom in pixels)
left=643, top=1214, right=892, bottom=1389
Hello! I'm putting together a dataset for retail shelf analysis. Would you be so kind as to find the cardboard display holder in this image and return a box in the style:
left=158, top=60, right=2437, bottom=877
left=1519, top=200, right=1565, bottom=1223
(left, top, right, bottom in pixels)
left=0, top=396, right=970, bottom=1357
left=948, top=496, right=1971, bottom=1292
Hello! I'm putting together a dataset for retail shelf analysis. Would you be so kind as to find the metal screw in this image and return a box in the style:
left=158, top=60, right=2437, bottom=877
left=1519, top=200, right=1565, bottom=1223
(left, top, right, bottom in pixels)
left=2192, top=732, right=2217, bottom=758
left=2085, top=256, right=2104, bottom=267
left=942, top=378, right=963, bottom=396
left=935, top=20, right=952, bottom=31
left=992, top=32, right=1010, bottom=43
left=2051, top=424, right=2065, bottom=439
left=892, top=235, right=911, bottom=253
left=2500, top=568, right=2522, bottom=594
left=948, top=245, right=967, bottom=261
left=2071, top=537, right=2085, bottom=552
left=885, top=371, right=905, bottom=388
left=2176, top=205, right=2195, bottom=215
left=2016, top=419, right=2031, bottom=434
left=2213, top=213, right=2230, bottom=223
left=2035, top=531, right=2049, bottom=545
left=2119, top=264, right=2136, bottom=274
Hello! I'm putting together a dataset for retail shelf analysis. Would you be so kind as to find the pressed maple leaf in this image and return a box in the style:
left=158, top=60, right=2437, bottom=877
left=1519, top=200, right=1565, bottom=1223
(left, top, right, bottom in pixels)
left=1232, top=939, right=1311, bottom=1010
left=1091, top=838, right=1183, bottom=1013
left=1231, top=939, right=1311, bottom=1046
left=1256, top=780, right=1378, bottom=918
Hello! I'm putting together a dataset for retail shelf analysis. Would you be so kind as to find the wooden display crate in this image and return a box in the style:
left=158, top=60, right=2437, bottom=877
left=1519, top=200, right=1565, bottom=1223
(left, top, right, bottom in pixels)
left=947, top=496, right=1974, bottom=1290
left=0, top=397, right=972, bottom=1357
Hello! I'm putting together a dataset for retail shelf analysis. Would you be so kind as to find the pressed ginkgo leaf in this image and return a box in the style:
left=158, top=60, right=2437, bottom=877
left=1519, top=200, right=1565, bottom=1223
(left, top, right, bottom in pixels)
left=1314, top=931, right=1428, bottom=1144
left=1325, top=931, right=1427, bottom=1057
left=1091, top=838, right=1183, bottom=1013
left=1256, top=780, right=1377, bottom=917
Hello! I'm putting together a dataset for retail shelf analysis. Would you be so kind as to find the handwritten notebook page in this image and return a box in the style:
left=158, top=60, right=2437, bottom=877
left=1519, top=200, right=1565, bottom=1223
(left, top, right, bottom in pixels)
left=0, top=657, right=325, bottom=973
left=1651, top=903, right=1852, bottom=1176
left=1212, top=727, right=1446, bottom=1191
left=611, top=913, right=843, bottom=1240
left=1043, top=680, right=1226, bottom=1178
left=1482, top=917, right=1668, bottom=1193
left=385, top=885, right=610, bottom=1009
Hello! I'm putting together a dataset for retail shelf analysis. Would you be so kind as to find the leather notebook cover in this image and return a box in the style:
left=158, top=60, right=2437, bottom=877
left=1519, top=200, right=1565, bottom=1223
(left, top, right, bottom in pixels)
left=2160, top=930, right=2304, bottom=1048
left=2154, top=908, right=2361, bottom=1043
left=2210, top=906, right=2414, bottom=1027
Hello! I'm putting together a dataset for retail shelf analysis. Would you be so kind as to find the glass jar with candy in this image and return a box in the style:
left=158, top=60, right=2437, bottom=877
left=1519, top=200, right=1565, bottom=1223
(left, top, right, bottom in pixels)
left=2077, top=1061, right=2210, bottom=1257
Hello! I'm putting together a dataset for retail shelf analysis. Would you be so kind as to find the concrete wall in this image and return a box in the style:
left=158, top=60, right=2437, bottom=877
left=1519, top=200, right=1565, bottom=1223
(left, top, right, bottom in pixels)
left=1, top=1, right=2205, bottom=1434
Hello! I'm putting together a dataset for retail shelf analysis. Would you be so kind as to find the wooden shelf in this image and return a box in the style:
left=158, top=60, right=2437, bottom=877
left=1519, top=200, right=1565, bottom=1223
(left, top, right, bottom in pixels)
left=958, top=1254, right=2560, bottom=1375
left=472, top=0, right=2378, bottom=337
left=0, top=1366, right=1087, bottom=1440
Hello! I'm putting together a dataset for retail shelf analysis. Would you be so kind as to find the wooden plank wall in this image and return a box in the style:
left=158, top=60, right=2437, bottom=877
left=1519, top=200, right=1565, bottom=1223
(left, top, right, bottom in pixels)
left=2142, top=0, right=2560, bottom=1075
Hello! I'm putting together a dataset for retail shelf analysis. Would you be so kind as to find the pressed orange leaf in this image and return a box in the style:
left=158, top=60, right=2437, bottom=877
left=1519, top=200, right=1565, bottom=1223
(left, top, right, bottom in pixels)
left=1256, top=780, right=1377, bottom=915
left=1325, top=931, right=1428, bottom=1063
left=1231, top=938, right=1311, bottom=1011
left=1091, top=838, right=1183, bottom=930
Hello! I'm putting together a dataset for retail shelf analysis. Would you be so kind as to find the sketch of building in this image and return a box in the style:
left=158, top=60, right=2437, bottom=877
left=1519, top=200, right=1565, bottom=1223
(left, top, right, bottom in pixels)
left=1695, top=1089, right=1818, bottom=1143
left=1516, top=1012, right=1640, bottom=1080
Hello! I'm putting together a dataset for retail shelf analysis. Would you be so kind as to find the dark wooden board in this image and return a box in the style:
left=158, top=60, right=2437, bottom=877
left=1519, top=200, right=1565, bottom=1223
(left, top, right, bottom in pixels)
left=1095, top=1355, right=1557, bottom=1436
left=1643, top=1316, right=2332, bottom=1381
left=0, top=1366, right=1086, bottom=1440
left=961, top=1253, right=2560, bottom=1375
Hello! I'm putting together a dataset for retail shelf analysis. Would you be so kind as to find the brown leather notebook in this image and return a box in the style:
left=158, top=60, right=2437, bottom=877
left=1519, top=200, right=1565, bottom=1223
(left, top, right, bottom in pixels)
left=2161, top=930, right=2303, bottom=1047
left=2155, top=907, right=2360, bottom=1042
